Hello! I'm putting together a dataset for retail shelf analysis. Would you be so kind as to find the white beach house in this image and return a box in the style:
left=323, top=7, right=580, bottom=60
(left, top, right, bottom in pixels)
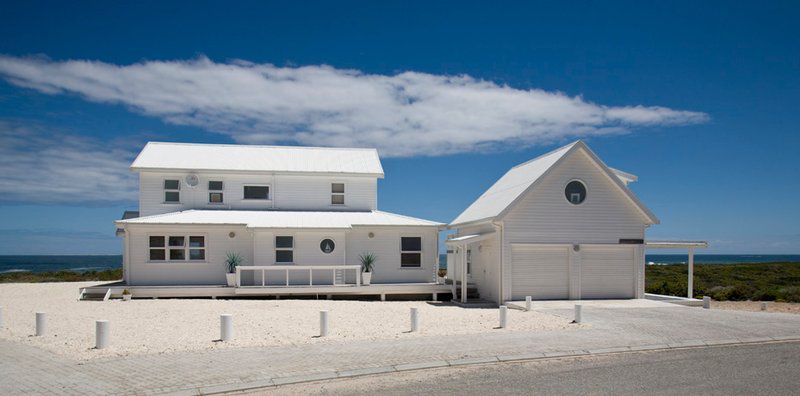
left=99, top=142, right=449, bottom=300
left=447, top=140, right=705, bottom=304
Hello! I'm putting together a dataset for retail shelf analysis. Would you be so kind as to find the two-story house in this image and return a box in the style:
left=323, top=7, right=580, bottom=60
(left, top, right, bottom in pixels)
left=113, top=142, right=445, bottom=298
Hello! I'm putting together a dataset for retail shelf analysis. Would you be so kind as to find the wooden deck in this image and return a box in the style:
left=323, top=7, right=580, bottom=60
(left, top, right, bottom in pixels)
left=80, top=282, right=452, bottom=300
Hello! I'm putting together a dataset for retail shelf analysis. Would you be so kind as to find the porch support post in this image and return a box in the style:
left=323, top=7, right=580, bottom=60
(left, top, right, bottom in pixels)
left=687, top=247, right=695, bottom=299
left=461, top=243, right=467, bottom=303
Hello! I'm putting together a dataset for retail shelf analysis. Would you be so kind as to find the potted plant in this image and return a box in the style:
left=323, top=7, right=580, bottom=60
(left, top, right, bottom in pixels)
left=359, top=253, right=376, bottom=286
left=225, top=252, right=244, bottom=287
left=437, top=268, right=447, bottom=284
left=122, top=289, right=132, bottom=301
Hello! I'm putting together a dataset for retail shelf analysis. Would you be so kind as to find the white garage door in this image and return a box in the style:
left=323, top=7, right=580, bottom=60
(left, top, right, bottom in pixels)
left=580, top=245, right=635, bottom=299
left=511, top=245, right=570, bottom=300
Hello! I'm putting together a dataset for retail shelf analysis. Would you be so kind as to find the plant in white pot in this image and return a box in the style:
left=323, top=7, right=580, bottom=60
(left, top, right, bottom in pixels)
left=122, top=289, right=132, bottom=301
left=225, top=252, right=244, bottom=287
left=359, top=253, right=376, bottom=286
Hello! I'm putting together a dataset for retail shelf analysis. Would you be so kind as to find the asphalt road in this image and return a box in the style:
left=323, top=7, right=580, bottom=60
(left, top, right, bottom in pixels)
left=248, top=341, right=800, bottom=395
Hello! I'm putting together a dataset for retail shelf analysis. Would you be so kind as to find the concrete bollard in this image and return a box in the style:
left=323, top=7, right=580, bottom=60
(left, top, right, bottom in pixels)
left=220, top=314, right=233, bottom=342
left=95, top=320, right=110, bottom=349
left=410, top=308, right=419, bottom=332
left=35, top=312, right=46, bottom=336
left=703, top=296, right=711, bottom=309
left=761, top=302, right=768, bottom=311
left=574, top=304, right=582, bottom=324
left=499, top=305, right=508, bottom=328
left=525, top=296, right=532, bottom=312
left=0, top=306, right=3, bottom=328
left=319, top=310, right=329, bottom=337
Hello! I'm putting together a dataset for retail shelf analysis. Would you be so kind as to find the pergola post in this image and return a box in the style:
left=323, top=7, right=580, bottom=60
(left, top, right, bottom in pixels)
left=461, top=243, right=468, bottom=303
left=687, top=247, right=695, bottom=299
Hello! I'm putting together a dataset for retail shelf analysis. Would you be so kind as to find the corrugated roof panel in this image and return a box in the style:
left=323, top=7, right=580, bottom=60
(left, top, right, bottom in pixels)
left=130, top=142, right=384, bottom=176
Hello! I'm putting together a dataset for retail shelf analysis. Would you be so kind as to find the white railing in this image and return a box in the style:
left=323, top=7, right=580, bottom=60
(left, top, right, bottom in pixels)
left=236, top=265, right=362, bottom=287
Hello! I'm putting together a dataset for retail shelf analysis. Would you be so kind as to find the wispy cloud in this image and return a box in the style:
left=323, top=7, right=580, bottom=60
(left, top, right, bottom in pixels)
left=0, top=121, right=137, bottom=204
left=0, top=55, right=709, bottom=157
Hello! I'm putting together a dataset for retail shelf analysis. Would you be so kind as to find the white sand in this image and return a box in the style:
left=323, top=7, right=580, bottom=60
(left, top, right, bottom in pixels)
left=0, top=282, right=582, bottom=360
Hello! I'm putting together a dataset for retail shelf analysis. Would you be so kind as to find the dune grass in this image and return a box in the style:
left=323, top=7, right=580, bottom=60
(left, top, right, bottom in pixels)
left=646, top=262, right=800, bottom=302
left=0, top=268, right=122, bottom=283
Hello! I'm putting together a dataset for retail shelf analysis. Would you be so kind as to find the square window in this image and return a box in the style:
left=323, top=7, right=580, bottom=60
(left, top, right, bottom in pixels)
left=164, top=180, right=179, bottom=190
left=149, top=249, right=166, bottom=261
left=189, top=236, right=205, bottom=248
left=401, top=253, right=421, bottom=267
left=276, top=250, right=293, bottom=263
left=169, top=249, right=186, bottom=260
left=331, top=194, right=345, bottom=205
left=332, top=183, right=345, bottom=193
left=244, top=186, right=269, bottom=200
left=208, top=181, right=223, bottom=191
left=209, top=192, right=223, bottom=203
left=401, top=237, right=422, bottom=252
left=275, top=236, right=293, bottom=248
left=149, top=236, right=165, bottom=247
left=169, top=236, right=185, bottom=247
left=189, top=249, right=205, bottom=260
left=165, top=191, right=180, bottom=202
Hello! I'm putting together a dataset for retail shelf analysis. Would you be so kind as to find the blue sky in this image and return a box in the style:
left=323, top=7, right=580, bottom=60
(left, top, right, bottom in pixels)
left=0, top=1, right=797, bottom=254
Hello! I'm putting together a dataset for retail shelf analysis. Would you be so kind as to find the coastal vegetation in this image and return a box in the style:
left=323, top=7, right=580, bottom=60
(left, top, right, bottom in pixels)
left=646, top=262, right=800, bottom=302
left=0, top=268, right=122, bottom=283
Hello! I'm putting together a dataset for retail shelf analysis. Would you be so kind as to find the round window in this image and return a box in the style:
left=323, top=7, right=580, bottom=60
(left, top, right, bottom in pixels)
left=320, top=239, right=335, bottom=254
left=565, top=180, right=587, bottom=205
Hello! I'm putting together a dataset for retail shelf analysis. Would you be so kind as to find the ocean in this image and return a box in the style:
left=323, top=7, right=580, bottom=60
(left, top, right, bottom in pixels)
left=437, top=254, right=800, bottom=269
left=1, top=254, right=799, bottom=274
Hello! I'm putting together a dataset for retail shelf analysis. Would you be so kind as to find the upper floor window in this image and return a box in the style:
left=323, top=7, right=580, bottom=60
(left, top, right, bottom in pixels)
left=400, top=237, right=422, bottom=268
left=244, top=185, right=270, bottom=200
left=331, top=183, right=345, bottom=205
left=275, top=236, right=294, bottom=263
left=164, top=180, right=180, bottom=203
left=208, top=181, right=224, bottom=203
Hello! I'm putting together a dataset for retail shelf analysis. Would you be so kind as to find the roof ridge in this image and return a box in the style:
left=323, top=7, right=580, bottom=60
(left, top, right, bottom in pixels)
left=510, top=140, right=581, bottom=170
left=145, top=141, right=380, bottom=152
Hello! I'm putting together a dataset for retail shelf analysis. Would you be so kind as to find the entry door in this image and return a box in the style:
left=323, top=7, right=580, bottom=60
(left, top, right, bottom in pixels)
left=511, top=245, right=570, bottom=300
left=579, top=245, right=635, bottom=299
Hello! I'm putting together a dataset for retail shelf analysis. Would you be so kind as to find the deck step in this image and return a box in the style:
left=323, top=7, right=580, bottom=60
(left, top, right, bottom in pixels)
left=80, top=293, right=109, bottom=301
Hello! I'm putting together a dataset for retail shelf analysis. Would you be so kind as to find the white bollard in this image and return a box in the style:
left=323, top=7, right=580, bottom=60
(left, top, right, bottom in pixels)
left=0, top=306, right=3, bottom=328
left=761, top=302, right=768, bottom=311
left=525, top=296, right=532, bottom=312
left=95, top=320, right=110, bottom=349
left=220, top=314, right=233, bottom=342
left=703, top=296, right=711, bottom=309
left=320, top=310, right=329, bottom=337
left=574, top=304, right=582, bottom=324
left=499, top=305, right=508, bottom=328
left=410, top=308, right=419, bottom=332
left=35, top=312, right=46, bottom=336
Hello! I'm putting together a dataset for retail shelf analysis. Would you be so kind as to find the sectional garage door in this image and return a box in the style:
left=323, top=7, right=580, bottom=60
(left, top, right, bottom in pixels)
left=511, top=245, right=570, bottom=300
left=579, top=245, right=635, bottom=299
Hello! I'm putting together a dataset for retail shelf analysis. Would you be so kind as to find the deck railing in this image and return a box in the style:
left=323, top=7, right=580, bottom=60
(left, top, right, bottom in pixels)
left=236, top=265, right=362, bottom=287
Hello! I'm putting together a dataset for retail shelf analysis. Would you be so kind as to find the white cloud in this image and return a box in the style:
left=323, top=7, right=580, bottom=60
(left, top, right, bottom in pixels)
left=0, top=55, right=709, bottom=157
left=0, top=121, right=138, bottom=204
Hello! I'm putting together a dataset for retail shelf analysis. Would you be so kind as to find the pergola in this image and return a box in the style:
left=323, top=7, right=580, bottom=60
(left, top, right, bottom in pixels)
left=446, top=232, right=495, bottom=303
left=644, top=240, right=709, bottom=298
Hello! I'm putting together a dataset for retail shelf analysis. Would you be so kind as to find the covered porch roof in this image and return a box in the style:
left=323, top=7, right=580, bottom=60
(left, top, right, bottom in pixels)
left=445, top=231, right=496, bottom=245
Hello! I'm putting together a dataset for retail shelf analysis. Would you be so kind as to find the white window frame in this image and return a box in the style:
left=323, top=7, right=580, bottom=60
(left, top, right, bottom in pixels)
left=275, top=235, right=294, bottom=264
left=208, top=180, right=224, bottom=204
left=400, top=236, right=423, bottom=268
left=148, top=234, right=207, bottom=263
left=243, top=184, right=271, bottom=201
left=163, top=179, right=181, bottom=204
left=331, top=182, right=345, bottom=206
left=564, top=179, right=588, bottom=206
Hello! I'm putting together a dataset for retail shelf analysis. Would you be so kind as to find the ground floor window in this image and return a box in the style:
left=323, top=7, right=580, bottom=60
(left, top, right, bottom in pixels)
left=400, top=237, right=422, bottom=267
left=149, top=235, right=205, bottom=261
left=276, top=235, right=294, bottom=263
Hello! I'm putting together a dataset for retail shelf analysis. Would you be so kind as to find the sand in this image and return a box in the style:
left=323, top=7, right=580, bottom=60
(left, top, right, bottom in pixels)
left=711, top=300, right=800, bottom=314
left=0, top=282, right=580, bottom=360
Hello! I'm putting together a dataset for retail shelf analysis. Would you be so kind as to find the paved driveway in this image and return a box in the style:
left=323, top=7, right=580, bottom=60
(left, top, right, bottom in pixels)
left=2, top=302, right=800, bottom=395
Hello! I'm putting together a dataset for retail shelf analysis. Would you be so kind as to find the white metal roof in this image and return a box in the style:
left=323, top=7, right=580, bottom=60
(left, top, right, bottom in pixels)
left=645, top=240, right=709, bottom=248
left=130, top=142, right=385, bottom=177
left=116, top=210, right=442, bottom=228
left=450, top=140, right=657, bottom=226
left=445, top=231, right=496, bottom=245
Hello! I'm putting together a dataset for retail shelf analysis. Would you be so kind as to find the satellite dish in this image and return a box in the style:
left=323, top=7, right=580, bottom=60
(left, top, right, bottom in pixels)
left=185, top=174, right=199, bottom=188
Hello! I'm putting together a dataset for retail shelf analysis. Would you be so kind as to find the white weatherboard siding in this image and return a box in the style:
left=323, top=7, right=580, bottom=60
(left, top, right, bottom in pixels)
left=139, top=172, right=377, bottom=217
left=125, top=225, right=253, bottom=286
left=347, top=227, right=438, bottom=284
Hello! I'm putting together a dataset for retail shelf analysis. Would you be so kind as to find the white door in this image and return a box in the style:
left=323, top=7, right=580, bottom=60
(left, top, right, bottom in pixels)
left=579, top=245, right=635, bottom=299
left=511, top=245, right=570, bottom=300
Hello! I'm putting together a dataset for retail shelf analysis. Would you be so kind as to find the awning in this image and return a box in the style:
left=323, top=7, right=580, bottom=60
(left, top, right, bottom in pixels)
left=446, top=231, right=495, bottom=245
left=645, top=240, right=709, bottom=249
